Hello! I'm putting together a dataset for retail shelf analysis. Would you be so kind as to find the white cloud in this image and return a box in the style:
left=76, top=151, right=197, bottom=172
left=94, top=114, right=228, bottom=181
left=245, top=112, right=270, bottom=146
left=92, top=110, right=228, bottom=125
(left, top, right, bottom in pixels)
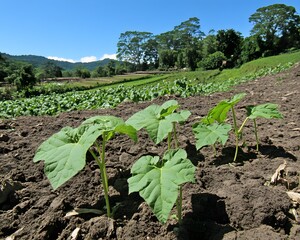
left=80, top=56, right=98, bottom=63
left=47, top=54, right=117, bottom=63
left=100, top=53, right=117, bottom=60
left=47, top=56, right=76, bottom=63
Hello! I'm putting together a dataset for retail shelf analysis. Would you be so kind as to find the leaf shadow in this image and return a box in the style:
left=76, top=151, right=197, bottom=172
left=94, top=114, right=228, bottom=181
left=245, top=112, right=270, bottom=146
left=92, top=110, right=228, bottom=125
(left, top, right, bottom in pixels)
left=210, top=146, right=257, bottom=166
left=178, top=193, right=234, bottom=240
left=185, top=140, right=205, bottom=165
left=254, top=145, right=297, bottom=161
left=75, top=158, right=143, bottom=221
left=108, top=168, right=144, bottom=221
left=210, top=144, right=297, bottom=167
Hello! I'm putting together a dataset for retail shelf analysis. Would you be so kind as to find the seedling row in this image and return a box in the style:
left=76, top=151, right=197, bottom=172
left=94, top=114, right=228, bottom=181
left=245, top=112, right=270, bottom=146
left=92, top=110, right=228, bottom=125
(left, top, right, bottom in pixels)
left=34, top=94, right=282, bottom=224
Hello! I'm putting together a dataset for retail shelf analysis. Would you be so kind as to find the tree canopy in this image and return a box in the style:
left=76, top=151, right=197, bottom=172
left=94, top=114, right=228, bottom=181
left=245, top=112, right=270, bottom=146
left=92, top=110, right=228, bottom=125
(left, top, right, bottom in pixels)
left=249, top=4, right=300, bottom=54
left=116, top=4, right=299, bottom=71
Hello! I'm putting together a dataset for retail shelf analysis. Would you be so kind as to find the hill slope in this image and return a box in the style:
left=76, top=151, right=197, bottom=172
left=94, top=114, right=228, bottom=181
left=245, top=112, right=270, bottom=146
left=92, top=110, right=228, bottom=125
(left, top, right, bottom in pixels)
left=1, top=53, right=115, bottom=71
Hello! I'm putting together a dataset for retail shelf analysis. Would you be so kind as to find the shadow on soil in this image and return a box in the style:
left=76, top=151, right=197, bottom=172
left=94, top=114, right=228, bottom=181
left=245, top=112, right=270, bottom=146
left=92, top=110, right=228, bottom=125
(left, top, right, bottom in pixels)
left=179, top=193, right=234, bottom=240
left=210, top=144, right=297, bottom=166
left=185, top=140, right=205, bottom=165
left=210, top=146, right=257, bottom=166
left=256, top=145, right=297, bottom=161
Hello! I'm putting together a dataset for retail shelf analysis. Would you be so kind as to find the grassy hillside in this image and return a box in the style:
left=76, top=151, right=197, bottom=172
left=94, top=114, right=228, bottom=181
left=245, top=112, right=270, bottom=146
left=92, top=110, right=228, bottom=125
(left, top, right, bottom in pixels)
left=162, top=51, right=300, bottom=84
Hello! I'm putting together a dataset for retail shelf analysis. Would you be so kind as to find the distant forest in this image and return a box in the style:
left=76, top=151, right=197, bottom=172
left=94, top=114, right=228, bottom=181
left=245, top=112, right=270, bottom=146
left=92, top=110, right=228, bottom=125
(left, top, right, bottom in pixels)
left=116, top=4, right=300, bottom=71
left=1, top=3, right=299, bottom=90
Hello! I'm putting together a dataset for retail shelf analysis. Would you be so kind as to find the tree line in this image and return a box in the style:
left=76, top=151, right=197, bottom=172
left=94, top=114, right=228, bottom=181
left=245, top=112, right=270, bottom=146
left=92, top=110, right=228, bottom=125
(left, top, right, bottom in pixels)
left=117, top=4, right=300, bottom=71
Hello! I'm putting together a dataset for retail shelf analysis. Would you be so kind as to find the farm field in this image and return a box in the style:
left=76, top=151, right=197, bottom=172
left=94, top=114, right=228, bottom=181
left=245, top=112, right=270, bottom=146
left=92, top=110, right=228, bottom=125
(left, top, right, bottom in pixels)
left=0, top=63, right=300, bottom=239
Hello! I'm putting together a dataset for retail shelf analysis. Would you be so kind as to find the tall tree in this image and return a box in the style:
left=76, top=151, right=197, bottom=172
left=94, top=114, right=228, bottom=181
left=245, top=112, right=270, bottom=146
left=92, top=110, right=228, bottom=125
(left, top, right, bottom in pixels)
left=216, top=29, right=243, bottom=67
left=240, top=35, right=264, bottom=63
left=173, top=17, right=204, bottom=49
left=156, top=31, right=177, bottom=50
left=74, top=67, right=91, bottom=78
left=117, top=31, right=154, bottom=69
left=0, top=54, right=8, bottom=81
left=249, top=4, right=300, bottom=54
left=158, top=49, right=178, bottom=69
left=156, top=17, right=204, bottom=70
left=142, top=38, right=159, bottom=68
left=5, top=64, right=37, bottom=91
left=43, top=61, right=63, bottom=78
left=202, top=30, right=218, bottom=58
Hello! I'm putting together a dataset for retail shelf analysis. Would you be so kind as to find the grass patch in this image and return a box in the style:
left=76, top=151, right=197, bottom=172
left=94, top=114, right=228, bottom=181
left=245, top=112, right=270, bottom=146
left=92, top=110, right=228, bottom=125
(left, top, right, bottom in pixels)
left=160, top=50, right=300, bottom=85
left=67, top=73, right=151, bottom=88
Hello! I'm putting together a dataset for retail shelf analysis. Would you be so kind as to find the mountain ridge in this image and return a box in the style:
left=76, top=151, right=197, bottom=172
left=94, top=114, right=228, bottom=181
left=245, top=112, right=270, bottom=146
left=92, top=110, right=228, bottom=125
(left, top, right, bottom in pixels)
left=1, top=52, right=116, bottom=71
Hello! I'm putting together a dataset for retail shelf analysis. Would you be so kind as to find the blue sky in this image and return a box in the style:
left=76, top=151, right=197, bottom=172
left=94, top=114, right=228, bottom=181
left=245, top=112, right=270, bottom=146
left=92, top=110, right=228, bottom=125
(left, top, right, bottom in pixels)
left=1, top=0, right=299, bottom=63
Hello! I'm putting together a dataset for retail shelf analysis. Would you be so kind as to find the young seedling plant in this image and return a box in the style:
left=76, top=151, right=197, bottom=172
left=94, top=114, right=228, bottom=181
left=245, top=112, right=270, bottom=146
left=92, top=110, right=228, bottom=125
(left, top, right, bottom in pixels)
left=244, top=103, right=283, bottom=151
left=193, top=93, right=283, bottom=162
left=126, top=100, right=195, bottom=223
left=193, top=93, right=245, bottom=159
left=33, top=115, right=137, bottom=218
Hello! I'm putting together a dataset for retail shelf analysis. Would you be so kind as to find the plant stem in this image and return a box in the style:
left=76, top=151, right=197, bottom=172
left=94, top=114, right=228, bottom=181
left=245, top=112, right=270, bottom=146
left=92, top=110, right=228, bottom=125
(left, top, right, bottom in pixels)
left=95, top=138, right=111, bottom=218
left=253, top=119, right=259, bottom=151
left=173, top=123, right=179, bottom=149
left=231, top=107, right=238, bottom=133
left=233, top=117, right=249, bottom=162
left=232, top=107, right=239, bottom=162
left=213, top=143, right=217, bottom=157
left=167, top=132, right=172, bottom=150
left=233, top=135, right=239, bottom=162
left=238, top=117, right=249, bottom=134
left=176, top=186, right=183, bottom=223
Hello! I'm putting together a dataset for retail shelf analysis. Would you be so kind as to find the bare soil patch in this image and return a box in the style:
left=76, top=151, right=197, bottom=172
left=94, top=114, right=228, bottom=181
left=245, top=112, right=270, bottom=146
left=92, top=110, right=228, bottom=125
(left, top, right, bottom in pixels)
left=1, top=64, right=300, bottom=239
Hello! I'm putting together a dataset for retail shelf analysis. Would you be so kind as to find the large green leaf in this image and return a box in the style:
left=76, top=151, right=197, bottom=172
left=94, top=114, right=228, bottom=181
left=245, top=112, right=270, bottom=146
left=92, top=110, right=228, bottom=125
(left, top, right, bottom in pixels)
left=82, top=115, right=137, bottom=142
left=126, top=100, right=191, bottom=144
left=126, top=105, right=159, bottom=131
left=193, top=122, right=232, bottom=150
left=202, top=93, right=246, bottom=124
left=159, top=100, right=179, bottom=118
left=33, top=115, right=137, bottom=190
left=246, top=103, right=283, bottom=120
left=33, top=125, right=103, bottom=189
left=128, top=149, right=195, bottom=223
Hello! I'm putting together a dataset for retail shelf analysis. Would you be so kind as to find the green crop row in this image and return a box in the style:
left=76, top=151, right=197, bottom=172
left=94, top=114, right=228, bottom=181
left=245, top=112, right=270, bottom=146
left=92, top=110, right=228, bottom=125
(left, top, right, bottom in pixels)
left=0, top=63, right=294, bottom=119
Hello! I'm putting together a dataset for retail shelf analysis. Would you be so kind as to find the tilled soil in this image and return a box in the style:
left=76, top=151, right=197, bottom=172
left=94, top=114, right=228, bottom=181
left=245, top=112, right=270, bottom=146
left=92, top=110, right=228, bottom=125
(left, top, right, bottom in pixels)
left=1, top=64, right=300, bottom=240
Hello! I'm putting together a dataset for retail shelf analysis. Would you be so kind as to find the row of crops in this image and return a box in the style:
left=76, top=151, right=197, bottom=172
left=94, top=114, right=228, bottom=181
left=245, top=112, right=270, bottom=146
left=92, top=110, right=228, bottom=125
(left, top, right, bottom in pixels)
left=0, top=63, right=294, bottom=118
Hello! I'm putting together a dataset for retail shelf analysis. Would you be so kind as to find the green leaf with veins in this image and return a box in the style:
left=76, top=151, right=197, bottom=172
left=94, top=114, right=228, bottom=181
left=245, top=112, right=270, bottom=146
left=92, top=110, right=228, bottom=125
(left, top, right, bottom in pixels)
left=128, top=149, right=195, bottom=223
left=82, top=115, right=137, bottom=142
left=126, top=100, right=191, bottom=144
left=246, top=103, right=283, bottom=120
left=33, top=125, right=103, bottom=189
left=202, top=93, right=246, bottom=124
left=33, top=115, right=137, bottom=190
left=193, top=122, right=232, bottom=150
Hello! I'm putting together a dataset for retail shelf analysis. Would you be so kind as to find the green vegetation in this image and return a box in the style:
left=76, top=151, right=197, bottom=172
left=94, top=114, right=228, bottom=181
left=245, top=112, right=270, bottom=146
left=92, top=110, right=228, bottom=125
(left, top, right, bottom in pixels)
left=127, top=100, right=194, bottom=223
left=126, top=100, right=191, bottom=146
left=33, top=115, right=137, bottom=218
left=0, top=58, right=296, bottom=118
left=33, top=100, right=195, bottom=224
left=128, top=149, right=195, bottom=223
left=117, top=4, right=299, bottom=71
left=33, top=97, right=282, bottom=224
left=193, top=93, right=283, bottom=162
left=244, top=103, right=283, bottom=151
